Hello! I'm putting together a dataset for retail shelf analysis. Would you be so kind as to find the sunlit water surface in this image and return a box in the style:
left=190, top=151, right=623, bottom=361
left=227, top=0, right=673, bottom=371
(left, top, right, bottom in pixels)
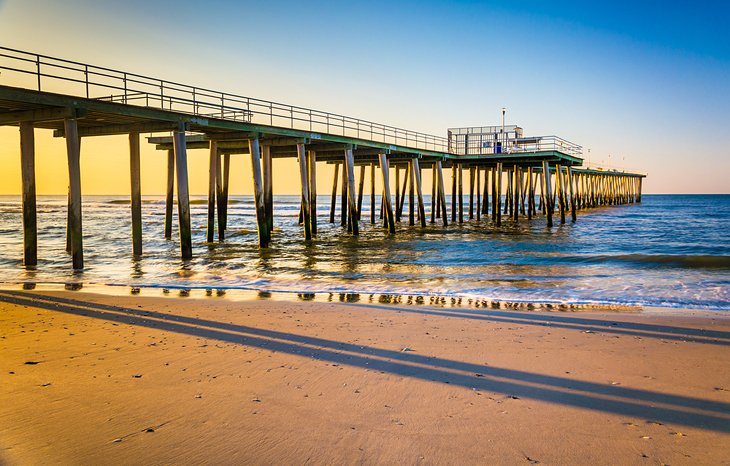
left=0, top=194, right=728, bottom=310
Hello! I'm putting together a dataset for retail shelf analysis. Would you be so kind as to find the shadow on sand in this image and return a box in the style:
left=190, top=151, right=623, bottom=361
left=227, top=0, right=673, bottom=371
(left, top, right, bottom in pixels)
left=1, top=290, right=728, bottom=433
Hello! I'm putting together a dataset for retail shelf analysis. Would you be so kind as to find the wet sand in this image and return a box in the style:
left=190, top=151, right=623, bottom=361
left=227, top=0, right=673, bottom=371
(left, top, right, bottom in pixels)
left=0, top=289, right=729, bottom=465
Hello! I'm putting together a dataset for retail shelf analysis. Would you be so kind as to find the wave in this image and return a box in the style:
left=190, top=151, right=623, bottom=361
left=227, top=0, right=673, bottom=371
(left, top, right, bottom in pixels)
left=587, top=254, right=730, bottom=269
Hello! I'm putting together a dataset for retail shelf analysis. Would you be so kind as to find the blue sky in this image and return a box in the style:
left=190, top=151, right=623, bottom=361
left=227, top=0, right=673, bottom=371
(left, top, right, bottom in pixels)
left=0, top=0, right=728, bottom=193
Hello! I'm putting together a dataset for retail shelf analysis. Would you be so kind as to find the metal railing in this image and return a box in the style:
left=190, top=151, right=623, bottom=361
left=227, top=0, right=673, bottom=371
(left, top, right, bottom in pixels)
left=0, top=46, right=450, bottom=152
left=450, top=134, right=582, bottom=158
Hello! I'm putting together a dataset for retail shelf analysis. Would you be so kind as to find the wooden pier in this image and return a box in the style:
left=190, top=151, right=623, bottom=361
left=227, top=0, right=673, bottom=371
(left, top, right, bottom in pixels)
left=0, top=47, right=644, bottom=269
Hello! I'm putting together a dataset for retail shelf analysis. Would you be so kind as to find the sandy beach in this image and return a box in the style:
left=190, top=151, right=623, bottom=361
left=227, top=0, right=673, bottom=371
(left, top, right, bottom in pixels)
left=0, top=289, right=729, bottom=465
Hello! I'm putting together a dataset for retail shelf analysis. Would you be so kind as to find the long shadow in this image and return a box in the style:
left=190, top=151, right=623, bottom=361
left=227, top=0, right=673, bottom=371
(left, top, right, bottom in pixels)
left=2, top=290, right=729, bottom=433
left=344, top=302, right=730, bottom=346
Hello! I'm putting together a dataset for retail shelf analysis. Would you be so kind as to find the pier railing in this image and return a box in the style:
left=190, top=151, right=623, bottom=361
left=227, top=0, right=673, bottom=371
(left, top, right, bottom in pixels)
left=0, top=46, right=449, bottom=152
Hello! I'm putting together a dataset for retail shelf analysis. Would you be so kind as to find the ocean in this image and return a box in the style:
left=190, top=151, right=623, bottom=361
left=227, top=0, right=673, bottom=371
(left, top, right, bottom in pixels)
left=0, top=194, right=728, bottom=310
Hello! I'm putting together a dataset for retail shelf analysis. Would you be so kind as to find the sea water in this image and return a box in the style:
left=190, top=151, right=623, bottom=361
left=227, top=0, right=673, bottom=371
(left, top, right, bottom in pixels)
left=0, top=194, right=728, bottom=310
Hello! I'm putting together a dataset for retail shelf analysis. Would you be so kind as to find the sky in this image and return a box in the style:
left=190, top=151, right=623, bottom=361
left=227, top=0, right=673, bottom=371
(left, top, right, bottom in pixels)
left=0, top=0, right=728, bottom=194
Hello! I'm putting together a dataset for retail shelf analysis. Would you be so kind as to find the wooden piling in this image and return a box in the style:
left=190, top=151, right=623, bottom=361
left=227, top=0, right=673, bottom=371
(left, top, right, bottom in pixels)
left=412, top=158, right=426, bottom=228
left=408, top=159, right=416, bottom=226
left=263, top=144, right=274, bottom=235
left=436, top=161, right=449, bottom=227
left=215, top=152, right=225, bottom=240
left=248, top=137, right=270, bottom=248
left=130, top=132, right=143, bottom=255
left=567, top=166, right=577, bottom=223
left=64, top=118, right=83, bottom=269
left=370, top=163, right=376, bottom=224
left=469, top=166, right=475, bottom=220
left=19, top=122, right=37, bottom=267
left=430, top=164, right=437, bottom=223
left=329, top=163, right=339, bottom=223
left=164, top=149, right=174, bottom=240
left=556, top=164, right=566, bottom=224
left=495, top=163, right=502, bottom=226
left=344, top=147, right=359, bottom=235
left=527, top=167, right=534, bottom=220
left=308, top=150, right=317, bottom=237
left=341, top=158, right=348, bottom=227
left=451, top=164, right=457, bottom=222
left=173, top=126, right=193, bottom=258
left=206, top=140, right=217, bottom=243
left=222, top=154, right=230, bottom=231
left=542, top=161, right=553, bottom=228
left=398, top=164, right=408, bottom=222
left=297, top=143, right=312, bottom=240
left=458, top=164, right=464, bottom=224
left=482, top=167, right=489, bottom=216
left=513, top=165, right=519, bottom=221
left=357, top=165, right=365, bottom=221
left=475, top=166, right=481, bottom=221
left=379, top=154, right=396, bottom=234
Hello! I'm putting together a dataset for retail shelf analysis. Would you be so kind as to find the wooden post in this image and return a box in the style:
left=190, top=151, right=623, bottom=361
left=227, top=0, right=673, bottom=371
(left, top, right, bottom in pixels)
left=451, top=164, right=457, bottom=222
left=395, top=166, right=401, bottom=222
left=527, top=167, right=534, bottom=220
left=64, top=118, right=84, bottom=269
left=398, top=164, right=408, bottom=222
left=370, top=163, right=376, bottom=224
left=430, top=164, right=437, bottom=223
left=344, top=147, right=359, bottom=235
left=309, top=150, right=317, bottom=237
left=408, top=159, right=416, bottom=226
left=637, top=178, right=642, bottom=203
left=475, top=166, right=481, bottom=221
left=357, top=165, right=365, bottom=221
left=379, top=154, right=396, bottom=234
left=469, top=166, right=475, bottom=220
left=567, top=166, right=577, bottom=222
left=436, top=161, right=449, bottom=227
left=129, top=132, right=143, bottom=255
left=505, top=169, right=512, bottom=215
left=248, top=137, right=269, bottom=248
left=19, top=122, right=37, bottom=267
left=206, top=140, right=217, bottom=243
left=495, top=163, right=502, bottom=226
left=556, top=164, right=566, bottom=224
left=542, top=161, right=553, bottom=227
left=173, top=126, right=193, bottom=259
left=482, top=167, right=490, bottom=217
left=341, top=158, right=348, bottom=227
left=412, top=158, right=426, bottom=228
left=222, top=154, right=230, bottom=231
left=329, top=163, right=339, bottom=223
left=164, top=149, right=174, bottom=240
left=297, top=143, right=312, bottom=240
left=458, top=164, right=464, bottom=224
left=215, top=153, right=225, bottom=240
left=263, top=144, right=274, bottom=236
left=513, top=165, right=519, bottom=221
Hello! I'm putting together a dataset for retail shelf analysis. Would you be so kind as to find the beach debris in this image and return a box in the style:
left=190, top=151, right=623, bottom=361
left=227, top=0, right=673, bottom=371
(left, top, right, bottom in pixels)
left=507, top=395, right=520, bottom=400
left=714, top=387, right=728, bottom=391
left=525, top=456, right=540, bottom=464
left=131, top=374, right=143, bottom=378
left=194, top=394, right=203, bottom=399
left=112, top=438, right=123, bottom=443
left=641, top=436, right=651, bottom=440
left=401, top=347, right=414, bottom=352
left=582, top=330, right=594, bottom=334
left=145, top=428, right=155, bottom=433
left=671, top=431, right=687, bottom=437
left=610, top=381, right=621, bottom=385
left=40, top=383, right=52, bottom=387
left=24, top=361, right=40, bottom=365
left=475, top=373, right=485, bottom=378
left=252, top=397, right=261, bottom=403
left=647, top=420, right=663, bottom=426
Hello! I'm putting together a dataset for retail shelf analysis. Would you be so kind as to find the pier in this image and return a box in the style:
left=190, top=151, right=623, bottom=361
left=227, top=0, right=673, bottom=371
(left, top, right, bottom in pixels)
left=0, top=47, right=644, bottom=270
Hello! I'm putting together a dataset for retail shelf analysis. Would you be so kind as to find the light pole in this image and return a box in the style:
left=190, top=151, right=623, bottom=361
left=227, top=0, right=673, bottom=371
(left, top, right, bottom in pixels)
left=501, top=107, right=506, bottom=150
